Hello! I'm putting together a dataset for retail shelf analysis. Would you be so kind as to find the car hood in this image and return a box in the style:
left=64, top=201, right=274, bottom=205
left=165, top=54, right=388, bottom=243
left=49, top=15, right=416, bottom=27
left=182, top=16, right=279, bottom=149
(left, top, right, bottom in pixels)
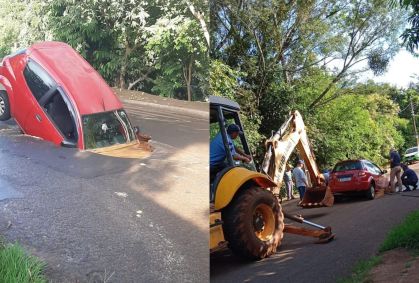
left=88, top=141, right=153, bottom=159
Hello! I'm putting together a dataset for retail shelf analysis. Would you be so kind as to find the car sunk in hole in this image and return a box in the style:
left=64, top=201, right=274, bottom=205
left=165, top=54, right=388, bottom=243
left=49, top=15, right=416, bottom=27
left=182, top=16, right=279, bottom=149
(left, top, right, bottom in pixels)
left=329, top=159, right=389, bottom=200
left=0, top=41, right=151, bottom=157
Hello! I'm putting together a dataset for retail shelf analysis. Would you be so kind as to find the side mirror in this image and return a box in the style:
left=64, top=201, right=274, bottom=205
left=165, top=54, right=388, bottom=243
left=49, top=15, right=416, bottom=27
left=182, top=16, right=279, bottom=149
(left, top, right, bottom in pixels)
left=61, top=140, right=77, bottom=148
left=133, top=126, right=140, bottom=134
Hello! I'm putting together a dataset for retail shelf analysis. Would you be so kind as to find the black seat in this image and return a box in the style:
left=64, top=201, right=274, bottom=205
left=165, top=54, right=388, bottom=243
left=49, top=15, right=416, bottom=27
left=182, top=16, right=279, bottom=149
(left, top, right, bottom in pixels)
left=47, top=95, right=75, bottom=140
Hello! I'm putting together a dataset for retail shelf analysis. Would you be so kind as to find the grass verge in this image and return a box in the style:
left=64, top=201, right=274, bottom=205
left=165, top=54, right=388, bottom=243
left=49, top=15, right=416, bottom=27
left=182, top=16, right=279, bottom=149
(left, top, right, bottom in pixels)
left=337, top=256, right=382, bottom=283
left=339, top=210, right=419, bottom=282
left=379, top=210, right=419, bottom=252
left=0, top=237, right=47, bottom=283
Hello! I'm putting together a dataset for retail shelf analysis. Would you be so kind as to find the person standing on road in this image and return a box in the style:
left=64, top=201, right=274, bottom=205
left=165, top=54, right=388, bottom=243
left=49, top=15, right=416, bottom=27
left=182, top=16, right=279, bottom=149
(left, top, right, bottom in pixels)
left=389, top=148, right=403, bottom=193
left=284, top=165, right=295, bottom=200
left=401, top=164, right=418, bottom=191
left=292, top=160, right=309, bottom=200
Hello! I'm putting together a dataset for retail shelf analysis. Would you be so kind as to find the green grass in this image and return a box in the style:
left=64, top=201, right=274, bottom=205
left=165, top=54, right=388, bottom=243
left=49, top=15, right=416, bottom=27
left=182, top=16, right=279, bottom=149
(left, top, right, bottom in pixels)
left=0, top=238, right=47, bottom=283
left=337, top=256, right=382, bottom=283
left=379, top=210, right=419, bottom=252
left=339, top=210, right=419, bottom=283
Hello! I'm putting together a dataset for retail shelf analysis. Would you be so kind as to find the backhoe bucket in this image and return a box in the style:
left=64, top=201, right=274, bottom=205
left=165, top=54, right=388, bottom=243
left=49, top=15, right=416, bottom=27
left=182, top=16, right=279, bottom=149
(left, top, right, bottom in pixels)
left=299, top=185, right=334, bottom=208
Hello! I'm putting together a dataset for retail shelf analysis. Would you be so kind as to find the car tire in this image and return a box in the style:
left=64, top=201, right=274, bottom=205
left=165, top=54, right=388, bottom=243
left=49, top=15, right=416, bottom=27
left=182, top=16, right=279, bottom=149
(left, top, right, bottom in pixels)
left=0, top=90, right=11, bottom=121
left=221, top=186, right=284, bottom=260
left=365, top=182, right=375, bottom=200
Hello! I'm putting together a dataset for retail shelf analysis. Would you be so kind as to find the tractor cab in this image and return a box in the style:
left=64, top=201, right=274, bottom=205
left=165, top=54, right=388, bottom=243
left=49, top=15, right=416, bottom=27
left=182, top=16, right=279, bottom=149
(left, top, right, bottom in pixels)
left=209, top=96, right=256, bottom=196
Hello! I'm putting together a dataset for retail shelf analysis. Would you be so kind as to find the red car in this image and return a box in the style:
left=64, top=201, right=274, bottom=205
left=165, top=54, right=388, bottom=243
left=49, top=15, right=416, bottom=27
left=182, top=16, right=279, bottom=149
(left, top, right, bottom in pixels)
left=329, top=159, right=389, bottom=199
left=0, top=41, right=141, bottom=153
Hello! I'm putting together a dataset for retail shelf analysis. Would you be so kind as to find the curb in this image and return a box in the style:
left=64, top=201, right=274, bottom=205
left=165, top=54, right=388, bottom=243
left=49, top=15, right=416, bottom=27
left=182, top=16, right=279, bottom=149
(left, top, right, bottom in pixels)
left=121, top=99, right=208, bottom=119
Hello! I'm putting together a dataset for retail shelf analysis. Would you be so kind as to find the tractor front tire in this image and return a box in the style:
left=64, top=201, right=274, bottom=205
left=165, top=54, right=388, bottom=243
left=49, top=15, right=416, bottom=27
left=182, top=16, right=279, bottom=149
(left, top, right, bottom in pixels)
left=0, top=90, right=11, bottom=121
left=222, top=186, right=284, bottom=260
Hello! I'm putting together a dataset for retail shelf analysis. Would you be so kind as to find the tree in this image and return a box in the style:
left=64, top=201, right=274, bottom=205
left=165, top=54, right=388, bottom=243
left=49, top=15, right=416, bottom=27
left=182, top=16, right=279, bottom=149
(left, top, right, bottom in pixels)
left=145, top=16, right=208, bottom=101
left=0, top=0, right=49, bottom=58
left=396, top=0, right=419, bottom=52
left=211, top=0, right=405, bottom=110
left=47, top=0, right=152, bottom=89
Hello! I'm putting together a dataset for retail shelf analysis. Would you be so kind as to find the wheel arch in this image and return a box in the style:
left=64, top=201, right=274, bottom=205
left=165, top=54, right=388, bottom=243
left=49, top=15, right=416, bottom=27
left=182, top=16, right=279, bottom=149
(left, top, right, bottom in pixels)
left=214, top=167, right=276, bottom=211
left=370, top=177, right=375, bottom=187
left=0, top=76, right=15, bottom=115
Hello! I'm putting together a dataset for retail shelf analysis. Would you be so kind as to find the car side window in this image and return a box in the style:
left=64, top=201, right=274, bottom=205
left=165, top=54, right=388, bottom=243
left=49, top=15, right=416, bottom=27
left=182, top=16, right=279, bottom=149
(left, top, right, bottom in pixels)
left=371, top=163, right=383, bottom=175
left=23, top=60, right=56, bottom=101
left=364, top=161, right=376, bottom=175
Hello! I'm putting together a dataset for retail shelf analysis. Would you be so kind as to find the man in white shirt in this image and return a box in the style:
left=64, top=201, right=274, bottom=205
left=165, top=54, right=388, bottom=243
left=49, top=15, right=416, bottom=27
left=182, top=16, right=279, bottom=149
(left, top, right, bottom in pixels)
left=292, top=160, right=309, bottom=200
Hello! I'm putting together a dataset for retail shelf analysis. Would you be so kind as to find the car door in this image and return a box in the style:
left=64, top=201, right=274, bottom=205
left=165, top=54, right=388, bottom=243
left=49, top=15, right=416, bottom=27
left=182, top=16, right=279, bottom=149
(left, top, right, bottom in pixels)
left=6, top=55, right=35, bottom=128
left=364, top=161, right=380, bottom=187
left=22, top=59, right=64, bottom=145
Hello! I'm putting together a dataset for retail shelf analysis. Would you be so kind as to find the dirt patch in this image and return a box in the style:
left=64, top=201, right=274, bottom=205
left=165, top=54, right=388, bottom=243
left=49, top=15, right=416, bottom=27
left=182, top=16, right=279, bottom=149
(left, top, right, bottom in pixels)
left=368, top=248, right=419, bottom=283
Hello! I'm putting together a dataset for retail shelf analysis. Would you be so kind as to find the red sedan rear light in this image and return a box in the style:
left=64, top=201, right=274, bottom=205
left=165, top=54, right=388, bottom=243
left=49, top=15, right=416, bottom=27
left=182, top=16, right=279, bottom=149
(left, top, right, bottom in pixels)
left=358, top=171, right=367, bottom=177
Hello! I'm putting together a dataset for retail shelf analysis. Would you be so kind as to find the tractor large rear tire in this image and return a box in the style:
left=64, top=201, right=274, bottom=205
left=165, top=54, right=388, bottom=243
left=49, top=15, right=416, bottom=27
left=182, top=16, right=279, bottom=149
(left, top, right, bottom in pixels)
left=222, top=186, right=284, bottom=260
left=0, top=90, right=11, bottom=121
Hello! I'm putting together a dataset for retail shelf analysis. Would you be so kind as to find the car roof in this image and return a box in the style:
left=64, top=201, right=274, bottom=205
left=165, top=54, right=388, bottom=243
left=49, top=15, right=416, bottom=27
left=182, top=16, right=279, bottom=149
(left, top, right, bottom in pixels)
left=335, top=159, right=364, bottom=163
left=26, top=41, right=123, bottom=115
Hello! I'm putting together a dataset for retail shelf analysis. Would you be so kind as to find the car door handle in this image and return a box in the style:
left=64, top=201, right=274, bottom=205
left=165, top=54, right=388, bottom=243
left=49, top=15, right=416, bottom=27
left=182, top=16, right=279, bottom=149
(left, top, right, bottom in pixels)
left=35, top=114, right=42, bottom=122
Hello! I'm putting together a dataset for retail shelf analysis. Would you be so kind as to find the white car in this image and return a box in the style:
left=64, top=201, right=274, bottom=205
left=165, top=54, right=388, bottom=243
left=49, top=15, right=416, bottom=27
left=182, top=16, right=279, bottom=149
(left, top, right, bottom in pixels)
left=403, top=147, right=419, bottom=164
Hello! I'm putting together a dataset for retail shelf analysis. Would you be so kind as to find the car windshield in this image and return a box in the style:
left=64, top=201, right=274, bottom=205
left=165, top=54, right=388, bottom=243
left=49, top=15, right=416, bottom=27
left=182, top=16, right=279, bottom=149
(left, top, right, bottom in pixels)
left=333, top=161, right=362, bottom=172
left=406, top=147, right=418, bottom=154
left=82, top=109, right=135, bottom=149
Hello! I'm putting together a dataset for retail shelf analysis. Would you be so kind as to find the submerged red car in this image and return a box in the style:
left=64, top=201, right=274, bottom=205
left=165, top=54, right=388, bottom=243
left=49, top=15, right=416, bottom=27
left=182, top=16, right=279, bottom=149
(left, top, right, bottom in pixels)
left=329, top=159, right=389, bottom=199
left=0, top=41, right=143, bottom=154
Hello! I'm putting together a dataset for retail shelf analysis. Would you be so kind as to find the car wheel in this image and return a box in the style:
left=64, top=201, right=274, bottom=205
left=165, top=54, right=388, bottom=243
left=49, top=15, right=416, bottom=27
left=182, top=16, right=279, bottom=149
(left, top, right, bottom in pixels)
left=0, top=90, right=11, bottom=121
left=222, top=186, right=284, bottom=260
left=365, top=182, right=375, bottom=200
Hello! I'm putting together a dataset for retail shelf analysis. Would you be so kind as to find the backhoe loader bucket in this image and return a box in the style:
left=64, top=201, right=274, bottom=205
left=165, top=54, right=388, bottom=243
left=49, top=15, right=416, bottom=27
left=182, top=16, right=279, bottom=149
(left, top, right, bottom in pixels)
left=299, top=185, right=334, bottom=208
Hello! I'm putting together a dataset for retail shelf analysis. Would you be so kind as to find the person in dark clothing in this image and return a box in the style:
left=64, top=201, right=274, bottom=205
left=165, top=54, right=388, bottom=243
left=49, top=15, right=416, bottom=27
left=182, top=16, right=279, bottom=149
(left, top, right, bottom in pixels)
left=401, top=164, right=418, bottom=191
left=389, top=148, right=403, bottom=192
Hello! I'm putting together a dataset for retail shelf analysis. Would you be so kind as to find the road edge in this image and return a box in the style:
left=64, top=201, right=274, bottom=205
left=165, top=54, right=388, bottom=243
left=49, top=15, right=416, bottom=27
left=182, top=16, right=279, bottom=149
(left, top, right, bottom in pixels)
left=121, top=99, right=208, bottom=119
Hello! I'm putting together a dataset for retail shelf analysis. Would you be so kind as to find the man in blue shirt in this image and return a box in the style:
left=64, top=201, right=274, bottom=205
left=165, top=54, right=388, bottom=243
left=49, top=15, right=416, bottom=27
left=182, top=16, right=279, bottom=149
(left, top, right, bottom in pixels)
left=401, top=164, right=418, bottom=191
left=210, top=124, right=252, bottom=177
left=292, top=160, right=309, bottom=200
left=389, top=148, right=403, bottom=193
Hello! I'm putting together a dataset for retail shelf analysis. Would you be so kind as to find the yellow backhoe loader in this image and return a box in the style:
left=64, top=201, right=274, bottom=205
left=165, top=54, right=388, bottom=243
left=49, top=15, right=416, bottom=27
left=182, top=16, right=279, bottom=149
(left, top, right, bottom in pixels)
left=261, top=110, right=334, bottom=208
left=210, top=96, right=334, bottom=260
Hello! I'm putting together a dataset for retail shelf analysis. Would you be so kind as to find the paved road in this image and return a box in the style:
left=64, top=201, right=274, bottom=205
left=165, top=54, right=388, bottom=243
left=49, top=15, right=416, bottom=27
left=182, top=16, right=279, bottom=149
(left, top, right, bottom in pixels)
left=211, top=165, right=419, bottom=283
left=0, top=100, right=208, bottom=282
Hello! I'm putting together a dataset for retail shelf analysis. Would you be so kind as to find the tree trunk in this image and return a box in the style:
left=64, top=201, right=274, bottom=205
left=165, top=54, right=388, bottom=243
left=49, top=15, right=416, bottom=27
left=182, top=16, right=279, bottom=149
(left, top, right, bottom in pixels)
left=186, top=1, right=210, bottom=47
left=119, top=41, right=132, bottom=89
left=183, top=59, right=193, bottom=101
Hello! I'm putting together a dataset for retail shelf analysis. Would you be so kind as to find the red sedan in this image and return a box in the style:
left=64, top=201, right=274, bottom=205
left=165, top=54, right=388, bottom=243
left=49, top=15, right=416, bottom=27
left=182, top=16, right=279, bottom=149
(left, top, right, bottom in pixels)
left=329, top=159, right=389, bottom=200
left=0, top=41, right=143, bottom=155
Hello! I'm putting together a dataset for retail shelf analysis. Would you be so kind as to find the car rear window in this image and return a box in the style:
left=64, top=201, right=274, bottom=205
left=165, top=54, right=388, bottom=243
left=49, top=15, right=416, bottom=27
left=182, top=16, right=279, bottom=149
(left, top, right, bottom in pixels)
left=333, top=161, right=363, bottom=172
left=23, top=60, right=56, bottom=101
left=82, top=109, right=135, bottom=149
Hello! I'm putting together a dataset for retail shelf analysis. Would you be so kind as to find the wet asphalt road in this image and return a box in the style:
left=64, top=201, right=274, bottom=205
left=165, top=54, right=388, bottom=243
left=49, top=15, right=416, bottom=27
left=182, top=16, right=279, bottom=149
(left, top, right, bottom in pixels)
left=210, top=165, right=419, bottom=283
left=0, top=100, right=209, bottom=282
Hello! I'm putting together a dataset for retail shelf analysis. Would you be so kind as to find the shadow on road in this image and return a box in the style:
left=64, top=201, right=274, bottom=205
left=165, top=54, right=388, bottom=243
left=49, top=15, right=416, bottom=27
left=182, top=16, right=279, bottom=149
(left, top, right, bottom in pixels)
left=0, top=117, right=209, bottom=282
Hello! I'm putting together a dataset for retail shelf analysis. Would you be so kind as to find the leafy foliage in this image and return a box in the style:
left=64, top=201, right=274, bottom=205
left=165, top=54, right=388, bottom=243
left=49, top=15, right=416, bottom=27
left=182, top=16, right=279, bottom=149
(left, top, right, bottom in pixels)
left=397, top=0, right=419, bottom=52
